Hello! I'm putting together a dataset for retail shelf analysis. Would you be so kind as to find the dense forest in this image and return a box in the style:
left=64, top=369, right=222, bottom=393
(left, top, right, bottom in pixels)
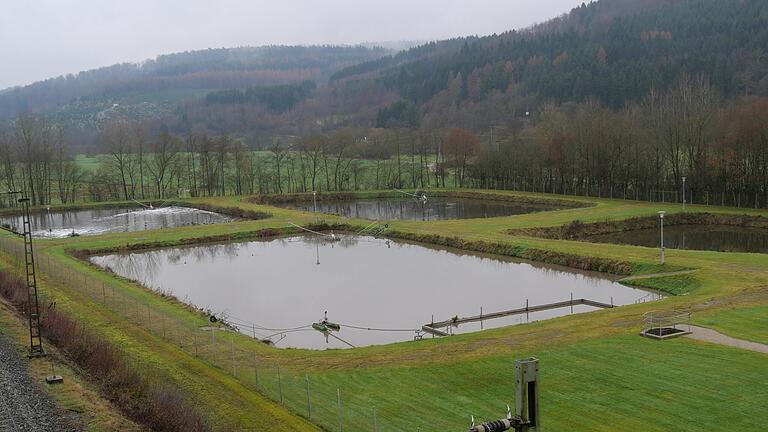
left=1, top=0, right=768, bottom=209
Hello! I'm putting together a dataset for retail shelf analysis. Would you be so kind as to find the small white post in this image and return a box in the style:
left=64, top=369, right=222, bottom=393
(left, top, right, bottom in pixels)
left=658, top=211, right=666, bottom=264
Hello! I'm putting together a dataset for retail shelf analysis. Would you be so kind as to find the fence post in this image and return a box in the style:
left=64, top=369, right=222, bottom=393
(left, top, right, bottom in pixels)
left=278, top=363, right=284, bottom=405
left=101, top=282, right=106, bottom=304
left=231, top=335, right=236, bottom=377
left=254, top=353, right=260, bottom=390
left=211, top=328, right=216, bottom=366
left=193, top=328, right=198, bottom=357
left=373, top=407, right=378, bottom=432
left=177, top=322, right=184, bottom=348
left=306, top=374, right=312, bottom=420
left=337, top=388, right=343, bottom=432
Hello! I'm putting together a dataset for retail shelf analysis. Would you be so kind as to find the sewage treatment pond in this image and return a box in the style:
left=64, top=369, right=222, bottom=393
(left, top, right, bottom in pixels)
left=276, top=196, right=561, bottom=221
left=0, top=206, right=234, bottom=238
left=91, top=235, right=656, bottom=350
left=589, top=225, right=768, bottom=254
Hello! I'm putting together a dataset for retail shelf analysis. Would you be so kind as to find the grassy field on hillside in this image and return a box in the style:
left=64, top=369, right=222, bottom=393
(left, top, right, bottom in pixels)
left=1, top=189, right=767, bottom=431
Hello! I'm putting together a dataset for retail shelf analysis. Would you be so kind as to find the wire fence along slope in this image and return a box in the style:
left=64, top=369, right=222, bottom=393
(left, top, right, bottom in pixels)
left=0, top=234, right=498, bottom=432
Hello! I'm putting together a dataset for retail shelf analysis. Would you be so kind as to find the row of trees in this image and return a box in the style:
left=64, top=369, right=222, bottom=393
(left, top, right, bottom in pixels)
left=2, top=75, right=767, bottom=209
left=0, top=118, right=454, bottom=206
left=467, top=77, right=768, bottom=208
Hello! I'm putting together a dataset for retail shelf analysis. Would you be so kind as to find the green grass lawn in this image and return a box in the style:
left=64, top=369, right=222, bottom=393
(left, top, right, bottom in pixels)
left=2, top=189, right=767, bottom=431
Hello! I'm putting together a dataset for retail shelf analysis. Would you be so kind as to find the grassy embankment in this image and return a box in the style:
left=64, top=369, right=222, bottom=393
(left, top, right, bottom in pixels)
left=1, top=189, right=767, bottom=431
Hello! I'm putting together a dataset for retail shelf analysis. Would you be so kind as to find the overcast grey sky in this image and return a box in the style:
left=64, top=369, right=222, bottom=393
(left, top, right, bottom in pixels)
left=0, top=0, right=585, bottom=90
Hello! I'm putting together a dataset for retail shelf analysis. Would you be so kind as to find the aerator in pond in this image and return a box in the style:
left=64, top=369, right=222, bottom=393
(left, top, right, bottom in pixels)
left=312, top=312, right=350, bottom=346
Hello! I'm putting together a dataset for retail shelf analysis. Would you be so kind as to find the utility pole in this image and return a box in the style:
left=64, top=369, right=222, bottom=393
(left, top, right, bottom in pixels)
left=2, top=191, right=45, bottom=357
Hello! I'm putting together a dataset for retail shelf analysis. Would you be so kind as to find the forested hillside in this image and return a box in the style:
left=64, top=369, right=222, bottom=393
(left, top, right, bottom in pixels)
left=342, top=0, right=768, bottom=107
left=0, top=45, right=388, bottom=129
left=329, top=0, right=768, bottom=126
left=164, top=0, right=768, bottom=138
left=2, top=0, right=768, bottom=210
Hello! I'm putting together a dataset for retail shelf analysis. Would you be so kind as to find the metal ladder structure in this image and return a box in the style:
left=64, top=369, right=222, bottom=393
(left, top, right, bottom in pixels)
left=3, top=191, right=45, bottom=357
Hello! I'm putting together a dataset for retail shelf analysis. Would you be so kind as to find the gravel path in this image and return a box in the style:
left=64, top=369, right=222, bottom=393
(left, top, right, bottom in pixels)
left=686, top=325, right=768, bottom=354
left=0, top=335, right=79, bottom=432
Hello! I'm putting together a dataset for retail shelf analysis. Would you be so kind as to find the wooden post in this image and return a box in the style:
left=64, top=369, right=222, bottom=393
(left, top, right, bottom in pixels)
left=278, top=363, right=284, bottom=405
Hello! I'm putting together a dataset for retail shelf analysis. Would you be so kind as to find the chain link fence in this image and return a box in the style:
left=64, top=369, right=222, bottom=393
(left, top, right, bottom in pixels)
left=0, top=234, right=460, bottom=431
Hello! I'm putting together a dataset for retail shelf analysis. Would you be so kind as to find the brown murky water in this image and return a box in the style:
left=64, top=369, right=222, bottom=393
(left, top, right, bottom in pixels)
left=589, top=225, right=768, bottom=254
left=0, top=206, right=234, bottom=238
left=277, top=197, right=560, bottom=221
left=91, top=235, right=655, bottom=349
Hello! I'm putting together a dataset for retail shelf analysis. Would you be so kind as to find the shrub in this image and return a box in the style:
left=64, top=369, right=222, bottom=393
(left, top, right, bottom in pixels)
left=0, top=268, right=210, bottom=432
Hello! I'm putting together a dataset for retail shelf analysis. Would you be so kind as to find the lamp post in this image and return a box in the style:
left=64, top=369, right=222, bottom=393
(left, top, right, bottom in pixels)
left=312, top=190, right=317, bottom=214
left=682, top=176, right=686, bottom=211
left=658, top=211, right=666, bottom=264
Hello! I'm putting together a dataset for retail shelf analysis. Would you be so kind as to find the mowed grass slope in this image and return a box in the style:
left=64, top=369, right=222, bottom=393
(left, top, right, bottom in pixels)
left=3, top=189, right=767, bottom=431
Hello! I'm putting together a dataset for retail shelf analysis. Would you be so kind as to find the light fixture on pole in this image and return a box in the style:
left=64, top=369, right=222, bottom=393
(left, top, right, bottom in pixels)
left=681, top=176, right=686, bottom=211
left=658, top=211, right=666, bottom=264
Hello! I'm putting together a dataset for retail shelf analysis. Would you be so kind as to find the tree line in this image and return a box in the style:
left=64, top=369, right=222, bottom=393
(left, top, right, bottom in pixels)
left=1, top=75, right=767, bottom=209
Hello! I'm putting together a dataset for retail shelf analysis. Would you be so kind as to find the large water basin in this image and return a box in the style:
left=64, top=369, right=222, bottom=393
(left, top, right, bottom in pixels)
left=91, top=235, right=655, bottom=349
left=276, top=197, right=560, bottom=221
left=589, top=225, right=768, bottom=254
left=0, top=206, right=234, bottom=238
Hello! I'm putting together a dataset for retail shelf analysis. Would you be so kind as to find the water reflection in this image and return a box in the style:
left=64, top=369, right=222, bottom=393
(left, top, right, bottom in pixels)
left=0, top=206, right=234, bottom=238
left=589, top=225, right=768, bottom=253
left=91, top=235, right=653, bottom=349
left=277, top=197, right=558, bottom=221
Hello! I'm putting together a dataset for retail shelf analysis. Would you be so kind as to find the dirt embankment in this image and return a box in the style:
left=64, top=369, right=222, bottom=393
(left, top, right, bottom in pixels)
left=172, top=201, right=271, bottom=221
left=508, top=212, right=768, bottom=241
left=384, top=229, right=634, bottom=275
left=248, top=190, right=591, bottom=209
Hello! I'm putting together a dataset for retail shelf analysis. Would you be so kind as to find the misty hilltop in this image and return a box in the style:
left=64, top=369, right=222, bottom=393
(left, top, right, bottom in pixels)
left=1, top=0, right=767, bottom=149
